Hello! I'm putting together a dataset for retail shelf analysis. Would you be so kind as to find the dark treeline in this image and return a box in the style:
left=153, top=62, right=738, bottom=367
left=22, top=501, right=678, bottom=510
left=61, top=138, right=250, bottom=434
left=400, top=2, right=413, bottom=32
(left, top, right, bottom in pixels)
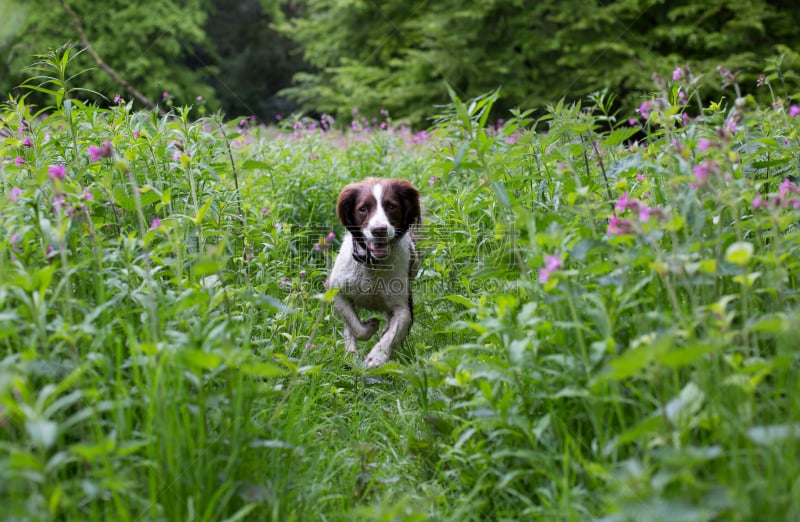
left=1, top=0, right=798, bottom=125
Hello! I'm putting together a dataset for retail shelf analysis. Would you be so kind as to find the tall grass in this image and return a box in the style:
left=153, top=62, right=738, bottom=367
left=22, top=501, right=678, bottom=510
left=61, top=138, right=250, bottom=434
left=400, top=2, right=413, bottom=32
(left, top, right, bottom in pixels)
left=1, top=47, right=799, bottom=521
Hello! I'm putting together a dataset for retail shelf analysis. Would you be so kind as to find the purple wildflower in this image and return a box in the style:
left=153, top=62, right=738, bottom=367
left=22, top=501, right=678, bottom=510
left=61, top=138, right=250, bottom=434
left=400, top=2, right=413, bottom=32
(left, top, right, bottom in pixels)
left=636, top=173, right=646, bottom=182
left=779, top=178, right=797, bottom=198
left=607, top=214, right=635, bottom=235
left=538, top=253, right=562, bottom=283
left=692, top=160, right=718, bottom=187
left=790, top=105, right=800, bottom=117
left=88, top=140, right=114, bottom=162
left=615, top=193, right=631, bottom=213
left=14, top=156, right=24, bottom=167
left=752, top=194, right=766, bottom=209
left=22, top=136, right=32, bottom=147
left=429, top=176, right=441, bottom=187
left=672, top=66, right=683, bottom=81
left=9, top=187, right=22, bottom=202
left=48, top=164, right=66, bottom=180
left=114, top=93, right=122, bottom=103
left=637, top=101, right=651, bottom=119
left=150, top=218, right=160, bottom=230
left=697, top=138, right=714, bottom=152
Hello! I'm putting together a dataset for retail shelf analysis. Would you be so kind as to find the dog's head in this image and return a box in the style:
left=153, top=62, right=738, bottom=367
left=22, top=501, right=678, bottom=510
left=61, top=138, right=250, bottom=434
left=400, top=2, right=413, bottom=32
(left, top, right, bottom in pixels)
left=336, top=178, right=420, bottom=261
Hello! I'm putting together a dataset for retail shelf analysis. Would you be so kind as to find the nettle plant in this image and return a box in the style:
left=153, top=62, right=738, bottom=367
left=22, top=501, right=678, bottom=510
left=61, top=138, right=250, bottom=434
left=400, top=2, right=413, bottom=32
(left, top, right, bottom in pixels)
left=416, top=71, right=800, bottom=519
left=1, top=43, right=800, bottom=521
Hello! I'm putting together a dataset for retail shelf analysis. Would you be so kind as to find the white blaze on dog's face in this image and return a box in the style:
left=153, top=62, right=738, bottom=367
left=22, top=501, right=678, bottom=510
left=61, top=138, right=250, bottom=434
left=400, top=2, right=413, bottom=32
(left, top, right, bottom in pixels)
left=337, top=178, right=420, bottom=261
left=364, top=183, right=395, bottom=259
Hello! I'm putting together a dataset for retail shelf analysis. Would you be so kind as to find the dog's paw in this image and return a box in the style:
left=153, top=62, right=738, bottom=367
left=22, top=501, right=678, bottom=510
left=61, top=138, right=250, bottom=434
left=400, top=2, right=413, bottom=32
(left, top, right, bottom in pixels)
left=357, top=317, right=380, bottom=340
left=364, top=346, right=391, bottom=368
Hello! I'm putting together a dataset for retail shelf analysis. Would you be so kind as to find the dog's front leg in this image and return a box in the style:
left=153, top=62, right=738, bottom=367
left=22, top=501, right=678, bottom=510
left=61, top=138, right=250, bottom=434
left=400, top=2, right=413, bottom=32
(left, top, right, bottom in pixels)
left=334, top=294, right=379, bottom=348
left=364, top=306, right=412, bottom=368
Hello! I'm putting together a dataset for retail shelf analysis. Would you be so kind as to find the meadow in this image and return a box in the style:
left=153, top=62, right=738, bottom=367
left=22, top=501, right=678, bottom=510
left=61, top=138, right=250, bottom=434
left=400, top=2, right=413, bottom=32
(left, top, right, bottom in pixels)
left=1, top=49, right=800, bottom=521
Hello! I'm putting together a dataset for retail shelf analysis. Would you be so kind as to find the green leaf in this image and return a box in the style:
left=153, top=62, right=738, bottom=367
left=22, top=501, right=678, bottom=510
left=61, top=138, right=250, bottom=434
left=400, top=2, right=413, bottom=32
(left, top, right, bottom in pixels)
left=725, top=241, right=754, bottom=266
left=181, top=349, right=223, bottom=370
left=240, top=361, right=288, bottom=378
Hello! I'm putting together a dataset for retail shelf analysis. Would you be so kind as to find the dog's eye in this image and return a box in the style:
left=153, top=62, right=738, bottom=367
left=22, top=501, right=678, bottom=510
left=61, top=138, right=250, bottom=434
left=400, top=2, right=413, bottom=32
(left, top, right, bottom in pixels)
left=385, top=202, right=397, bottom=211
left=358, top=206, right=368, bottom=214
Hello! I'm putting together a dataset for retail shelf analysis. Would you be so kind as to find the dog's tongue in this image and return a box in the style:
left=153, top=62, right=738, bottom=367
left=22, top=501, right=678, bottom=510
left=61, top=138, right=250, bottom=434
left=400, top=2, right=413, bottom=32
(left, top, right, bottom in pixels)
left=367, top=241, right=389, bottom=259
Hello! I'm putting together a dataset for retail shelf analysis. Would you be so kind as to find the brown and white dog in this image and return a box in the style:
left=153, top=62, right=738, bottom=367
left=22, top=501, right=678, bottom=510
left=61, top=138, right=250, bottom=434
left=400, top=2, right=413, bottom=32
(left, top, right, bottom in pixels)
left=328, top=178, right=421, bottom=367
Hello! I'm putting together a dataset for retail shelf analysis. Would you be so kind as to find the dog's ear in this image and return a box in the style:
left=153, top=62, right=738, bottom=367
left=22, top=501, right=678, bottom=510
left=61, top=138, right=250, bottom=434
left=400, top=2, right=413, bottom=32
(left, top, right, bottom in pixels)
left=336, top=184, right=361, bottom=231
left=392, top=179, right=421, bottom=231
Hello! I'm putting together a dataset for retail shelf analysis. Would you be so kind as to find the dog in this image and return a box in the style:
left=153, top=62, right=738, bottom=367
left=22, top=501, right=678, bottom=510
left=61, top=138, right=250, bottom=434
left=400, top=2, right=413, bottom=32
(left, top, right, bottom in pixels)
left=328, top=177, right=421, bottom=367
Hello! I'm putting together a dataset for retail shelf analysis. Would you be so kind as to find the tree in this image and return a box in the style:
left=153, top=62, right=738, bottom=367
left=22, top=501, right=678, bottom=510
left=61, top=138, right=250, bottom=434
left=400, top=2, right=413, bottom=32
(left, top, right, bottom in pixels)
left=1, top=0, right=217, bottom=109
left=280, top=0, right=800, bottom=125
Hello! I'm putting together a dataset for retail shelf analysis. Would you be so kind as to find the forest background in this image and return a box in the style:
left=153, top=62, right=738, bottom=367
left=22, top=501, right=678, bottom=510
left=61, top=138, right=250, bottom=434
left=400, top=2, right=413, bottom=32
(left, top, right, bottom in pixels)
left=2, top=0, right=799, bottom=125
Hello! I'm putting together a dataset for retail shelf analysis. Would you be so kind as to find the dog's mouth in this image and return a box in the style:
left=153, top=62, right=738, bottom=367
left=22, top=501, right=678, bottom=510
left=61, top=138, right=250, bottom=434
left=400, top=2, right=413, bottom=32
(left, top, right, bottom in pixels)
left=366, top=239, right=391, bottom=259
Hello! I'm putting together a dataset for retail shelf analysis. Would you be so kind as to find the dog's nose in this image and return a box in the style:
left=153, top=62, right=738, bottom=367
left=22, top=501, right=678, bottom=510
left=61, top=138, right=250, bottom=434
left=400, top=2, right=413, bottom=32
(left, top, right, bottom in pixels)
left=371, top=226, right=389, bottom=238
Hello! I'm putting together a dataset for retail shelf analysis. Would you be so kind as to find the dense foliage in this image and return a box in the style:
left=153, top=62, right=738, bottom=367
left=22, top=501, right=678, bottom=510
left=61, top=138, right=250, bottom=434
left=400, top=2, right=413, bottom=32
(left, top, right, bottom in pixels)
left=1, top=0, right=216, bottom=108
left=3, top=1, right=800, bottom=124
left=0, top=0, right=303, bottom=120
left=1, top=47, right=799, bottom=520
left=281, top=0, right=800, bottom=123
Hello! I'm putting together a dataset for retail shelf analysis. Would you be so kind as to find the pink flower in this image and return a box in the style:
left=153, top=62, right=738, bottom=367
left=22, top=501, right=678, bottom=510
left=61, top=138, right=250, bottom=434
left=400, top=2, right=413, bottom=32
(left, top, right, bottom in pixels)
left=638, top=204, right=652, bottom=222
left=150, top=218, right=160, bottom=230
left=22, top=136, right=32, bottom=147
left=779, top=178, right=797, bottom=198
left=326, top=231, right=335, bottom=243
left=82, top=187, right=93, bottom=200
left=10, top=233, right=20, bottom=244
left=672, top=66, right=683, bottom=81
left=9, top=187, right=22, bottom=202
left=615, top=192, right=631, bottom=213
left=48, top=164, right=66, bottom=180
left=636, top=173, right=646, bottom=182
left=544, top=254, right=562, bottom=272
left=196, top=95, right=203, bottom=101
left=790, top=105, right=800, bottom=117
left=682, top=113, right=690, bottom=126
left=172, top=150, right=181, bottom=162
left=697, top=138, right=714, bottom=152
left=88, top=140, right=114, bottom=162
left=752, top=194, right=766, bottom=209
left=133, top=130, right=141, bottom=139
left=429, top=176, right=440, bottom=187
left=14, top=156, right=24, bottom=167
left=607, top=214, right=635, bottom=235
left=637, top=101, right=651, bottom=119
left=538, top=254, right=562, bottom=284
left=114, top=93, right=122, bottom=103
left=725, top=118, right=738, bottom=135
left=162, top=91, right=169, bottom=100
left=299, top=270, right=307, bottom=278
left=628, top=118, right=637, bottom=126
left=692, top=160, right=718, bottom=187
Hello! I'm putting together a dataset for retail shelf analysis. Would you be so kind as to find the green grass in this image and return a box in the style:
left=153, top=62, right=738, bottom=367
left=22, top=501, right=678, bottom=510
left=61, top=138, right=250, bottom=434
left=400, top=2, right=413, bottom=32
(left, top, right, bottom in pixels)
left=1, top=47, right=800, bottom=521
